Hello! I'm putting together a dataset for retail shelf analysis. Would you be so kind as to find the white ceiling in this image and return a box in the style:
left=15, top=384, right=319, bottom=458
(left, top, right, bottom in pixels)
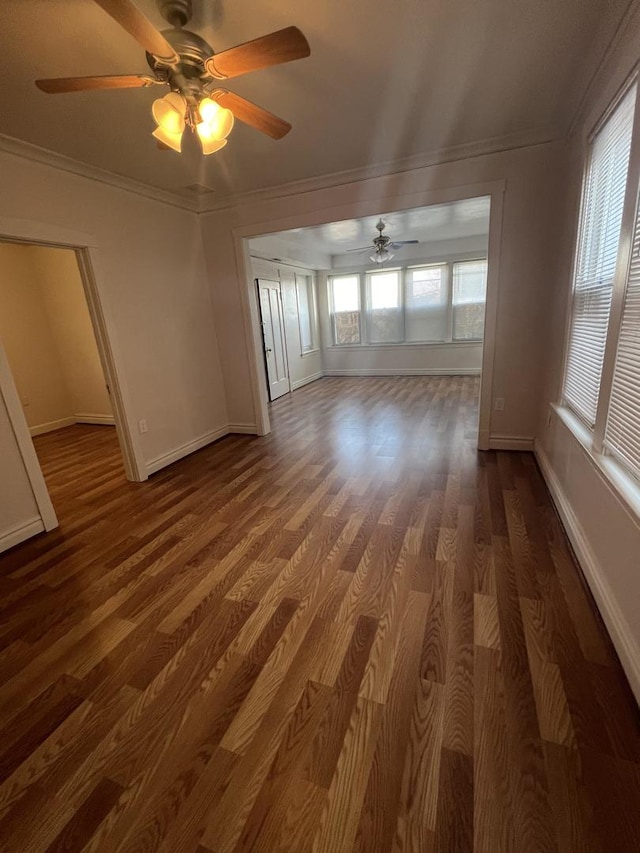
left=0, top=0, right=631, bottom=198
left=249, top=197, right=491, bottom=262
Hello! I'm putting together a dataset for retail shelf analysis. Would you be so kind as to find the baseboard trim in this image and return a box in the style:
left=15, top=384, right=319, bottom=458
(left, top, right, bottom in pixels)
left=227, top=423, right=258, bottom=434
left=29, top=416, right=76, bottom=437
left=146, top=425, right=229, bottom=475
left=75, top=414, right=115, bottom=426
left=0, top=517, right=45, bottom=554
left=488, top=435, right=535, bottom=451
left=534, top=440, right=640, bottom=705
left=291, top=372, right=324, bottom=391
left=324, top=368, right=481, bottom=377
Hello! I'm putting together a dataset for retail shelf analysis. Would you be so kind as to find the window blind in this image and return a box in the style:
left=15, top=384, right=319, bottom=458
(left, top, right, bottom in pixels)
left=366, top=270, right=403, bottom=343
left=452, top=260, right=487, bottom=341
left=563, top=84, right=636, bottom=426
left=405, top=265, right=448, bottom=342
left=604, top=192, right=640, bottom=479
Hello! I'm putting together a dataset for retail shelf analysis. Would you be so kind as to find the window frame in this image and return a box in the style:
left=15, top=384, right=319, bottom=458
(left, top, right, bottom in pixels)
left=329, top=273, right=362, bottom=346
left=558, top=72, right=640, bottom=497
left=328, top=256, right=488, bottom=347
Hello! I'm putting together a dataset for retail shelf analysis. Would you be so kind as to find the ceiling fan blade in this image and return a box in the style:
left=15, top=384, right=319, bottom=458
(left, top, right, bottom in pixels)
left=211, top=90, right=291, bottom=139
left=36, top=74, right=158, bottom=93
left=390, top=240, right=420, bottom=247
left=92, top=0, right=179, bottom=65
left=205, top=26, right=310, bottom=80
left=346, top=246, right=373, bottom=253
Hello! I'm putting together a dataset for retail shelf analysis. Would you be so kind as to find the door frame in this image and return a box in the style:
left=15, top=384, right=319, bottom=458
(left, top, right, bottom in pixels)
left=0, top=218, right=146, bottom=532
left=232, top=180, right=505, bottom=447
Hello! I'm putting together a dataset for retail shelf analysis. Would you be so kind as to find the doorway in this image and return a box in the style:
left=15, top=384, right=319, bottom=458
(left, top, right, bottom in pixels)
left=257, top=278, right=291, bottom=401
left=0, top=237, right=139, bottom=549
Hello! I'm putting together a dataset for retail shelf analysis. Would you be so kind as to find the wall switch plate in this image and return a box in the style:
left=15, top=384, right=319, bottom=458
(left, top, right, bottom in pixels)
left=138, top=419, right=148, bottom=434
left=22, top=395, right=30, bottom=407
left=494, top=397, right=505, bottom=411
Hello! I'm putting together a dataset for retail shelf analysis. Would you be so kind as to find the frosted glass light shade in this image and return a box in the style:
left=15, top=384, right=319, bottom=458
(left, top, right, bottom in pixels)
left=198, top=97, right=234, bottom=140
left=196, top=124, right=228, bottom=155
left=371, top=249, right=394, bottom=264
left=152, top=92, right=186, bottom=134
left=152, top=125, right=183, bottom=152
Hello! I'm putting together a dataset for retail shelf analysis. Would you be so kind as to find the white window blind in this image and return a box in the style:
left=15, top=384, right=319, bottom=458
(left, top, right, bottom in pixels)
left=405, top=265, right=448, bottom=342
left=296, top=274, right=315, bottom=352
left=452, top=260, right=487, bottom=341
left=563, top=84, right=636, bottom=426
left=604, top=193, right=640, bottom=479
left=366, top=270, right=403, bottom=343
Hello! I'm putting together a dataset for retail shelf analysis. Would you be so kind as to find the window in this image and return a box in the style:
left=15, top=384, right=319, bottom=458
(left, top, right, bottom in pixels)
left=453, top=260, right=487, bottom=341
left=603, top=189, right=640, bottom=480
left=366, top=270, right=403, bottom=342
left=331, top=275, right=360, bottom=344
left=295, top=273, right=317, bottom=353
left=328, top=257, right=487, bottom=346
left=563, top=84, right=636, bottom=426
left=405, top=265, right=448, bottom=342
left=560, top=77, right=640, bottom=489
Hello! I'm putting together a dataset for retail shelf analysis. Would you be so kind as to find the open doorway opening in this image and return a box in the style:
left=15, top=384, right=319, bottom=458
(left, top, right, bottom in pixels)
left=0, top=241, right=125, bottom=520
left=246, top=196, right=491, bottom=441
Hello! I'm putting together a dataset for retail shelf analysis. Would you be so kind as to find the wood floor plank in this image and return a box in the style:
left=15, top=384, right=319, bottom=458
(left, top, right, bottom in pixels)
left=0, top=378, right=637, bottom=852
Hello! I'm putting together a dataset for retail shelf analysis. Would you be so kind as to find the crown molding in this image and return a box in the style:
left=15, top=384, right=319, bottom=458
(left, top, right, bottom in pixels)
left=196, top=125, right=560, bottom=214
left=0, top=124, right=560, bottom=217
left=567, top=0, right=640, bottom=137
left=0, top=133, right=198, bottom=213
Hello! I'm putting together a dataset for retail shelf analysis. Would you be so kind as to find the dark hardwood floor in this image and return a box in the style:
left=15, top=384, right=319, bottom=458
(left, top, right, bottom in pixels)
left=0, top=376, right=639, bottom=852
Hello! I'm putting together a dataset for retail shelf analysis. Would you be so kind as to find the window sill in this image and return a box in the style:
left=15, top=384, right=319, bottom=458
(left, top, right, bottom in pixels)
left=300, top=348, right=321, bottom=358
left=327, top=340, right=482, bottom=351
left=552, top=403, right=640, bottom=524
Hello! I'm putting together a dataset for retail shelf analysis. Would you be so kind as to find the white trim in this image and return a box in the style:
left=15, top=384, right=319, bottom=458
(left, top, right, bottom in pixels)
left=0, top=133, right=197, bottom=213
left=145, top=425, right=229, bottom=475
left=324, top=368, right=481, bottom=377
left=227, top=422, right=259, bottom=434
left=324, top=341, right=481, bottom=351
left=29, top=416, right=76, bottom=437
left=200, top=129, right=554, bottom=213
left=488, top=435, right=535, bottom=451
left=534, top=440, right=640, bottom=705
left=0, top=517, right=45, bottom=554
left=291, top=372, right=324, bottom=390
left=75, top=414, right=115, bottom=426
left=0, top=343, right=57, bottom=531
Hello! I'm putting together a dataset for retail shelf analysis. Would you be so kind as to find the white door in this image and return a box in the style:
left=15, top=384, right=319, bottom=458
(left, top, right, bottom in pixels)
left=257, top=279, right=290, bottom=401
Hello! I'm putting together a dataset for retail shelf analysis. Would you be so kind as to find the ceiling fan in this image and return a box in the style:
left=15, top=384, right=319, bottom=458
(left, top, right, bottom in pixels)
left=35, top=0, right=310, bottom=154
left=347, top=219, right=419, bottom=264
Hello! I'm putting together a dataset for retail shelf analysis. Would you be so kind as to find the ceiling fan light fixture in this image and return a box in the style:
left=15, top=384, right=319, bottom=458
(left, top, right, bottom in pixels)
left=371, top=249, right=394, bottom=264
left=152, top=91, right=186, bottom=134
left=152, top=124, right=183, bottom=152
left=198, top=97, right=235, bottom=140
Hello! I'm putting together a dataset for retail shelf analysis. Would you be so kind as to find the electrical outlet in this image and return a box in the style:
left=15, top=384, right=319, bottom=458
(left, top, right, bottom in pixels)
left=494, top=397, right=505, bottom=411
left=138, top=419, right=148, bottom=434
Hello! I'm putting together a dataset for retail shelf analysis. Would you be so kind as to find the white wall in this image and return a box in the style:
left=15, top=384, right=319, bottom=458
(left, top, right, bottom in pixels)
left=252, top=258, right=323, bottom=391
left=0, top=243, right=113, bottom=434
left=0, top=243, right=74, bottom=432
left=0, top=147, right=228, bottom=550
left=33, top=246, right=113, bottom=423
left=201, top=140, right=565, bottom=442
left=535, top=8, right=640, bottom=701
